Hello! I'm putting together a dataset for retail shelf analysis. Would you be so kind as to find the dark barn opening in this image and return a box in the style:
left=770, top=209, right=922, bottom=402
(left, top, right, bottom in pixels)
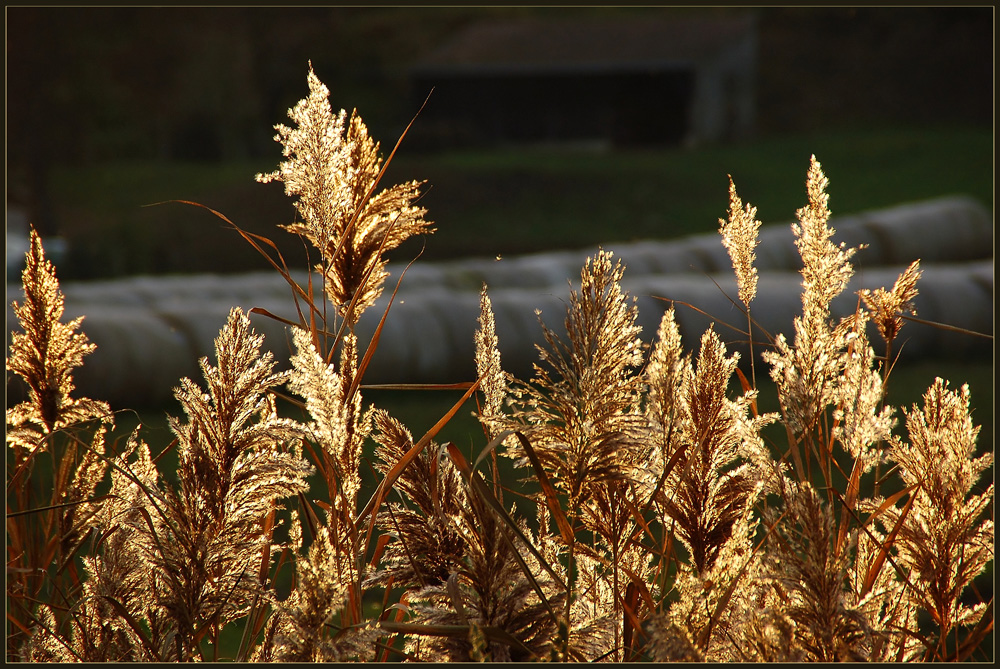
left=412, top=67, right=696, bottom=148
left=407, top=13, right=756, bottom=150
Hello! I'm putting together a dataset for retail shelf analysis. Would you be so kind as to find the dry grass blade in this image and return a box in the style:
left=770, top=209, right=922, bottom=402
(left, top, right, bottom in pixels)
left=247, top=307, right=334, bottom=337
left=830, top=482, right=920, bottom=598
left=514, top=432, right=575, bottom=545
left=161, top=199, right=319, bottom=314
left=361, top=382, right=477, bottom=391
left=445, top=572, right=469, bottom=626
left=471, top=428, right=513, bottom=473
left=356, top=378, right=481, bottom=535
left=257, top=507, right=277, bottom=584
left=6, top=611, right=33, bottom=637
left=859, top=510, right=910, bottom=601
left=901, top=314, right=993, bottom=339
left=619, top=494, right=662, bottom=562
left=235, top=589, right=265, bottom=663
left=348, top=251, right=423, bottom=400
left=380, top=88, right=433, bottom=186
left=622, top=582, right=644, bottom=660
left=834, top=453, right=867, bottom=555
left=370, top=533, right=393, bottom=567
left=149, top=436, right=179, bottom=467
left=642, top=440, right=691, bottom=517
left=651, top=295, right=759, bottom=340
left=92, top=523, right=121, bottom=552
left=735, top=366, right=758, bottom=415
left=445, top=442, right=566, bottom=593
left=100, top=595, right=161, bottom=661
left=378, top=607, right=411, bottom=661
left=5, top=494, right=113, bottom=519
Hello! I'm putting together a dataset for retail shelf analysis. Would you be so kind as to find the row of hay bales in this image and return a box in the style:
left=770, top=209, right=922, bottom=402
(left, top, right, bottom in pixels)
left=6, top=196, right=992, bottom=409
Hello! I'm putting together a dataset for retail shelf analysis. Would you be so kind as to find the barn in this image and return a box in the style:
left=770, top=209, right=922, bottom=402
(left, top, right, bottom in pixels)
left=408, top=12, right=758, bottom=149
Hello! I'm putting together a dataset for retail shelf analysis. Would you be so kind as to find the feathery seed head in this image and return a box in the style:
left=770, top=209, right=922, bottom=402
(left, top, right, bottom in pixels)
left=719, top=176, right=762, bottom=306
left=257, top=65, right=432, bottom=322
left=504, top=249, right=645, bottom=505
left=155, top=307, right=312, bottom=652
left=793, top=156, right=860, bottom=321
left=859, top=260, right=922, bottom=344
left=7, top=227, right=111, bottom=448
left=475, top=284, right=507, bottom=430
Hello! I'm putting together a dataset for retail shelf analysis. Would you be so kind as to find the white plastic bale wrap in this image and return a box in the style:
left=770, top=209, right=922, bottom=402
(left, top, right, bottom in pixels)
left=5, top=198, right=992, bottom=408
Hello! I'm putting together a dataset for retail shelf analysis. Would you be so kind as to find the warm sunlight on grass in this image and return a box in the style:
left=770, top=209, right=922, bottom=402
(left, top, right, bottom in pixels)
left=8, top=69, right=992, bottom=662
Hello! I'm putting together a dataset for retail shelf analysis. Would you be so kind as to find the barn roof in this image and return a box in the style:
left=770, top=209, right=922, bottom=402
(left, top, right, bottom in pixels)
left=412, top=12, right=757, bottom=75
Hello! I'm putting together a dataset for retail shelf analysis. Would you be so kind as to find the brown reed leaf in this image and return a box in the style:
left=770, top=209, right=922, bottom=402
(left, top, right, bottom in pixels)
left=356, top=378, right=480, bottom=534
left=515, top=431, right=575, bottom=546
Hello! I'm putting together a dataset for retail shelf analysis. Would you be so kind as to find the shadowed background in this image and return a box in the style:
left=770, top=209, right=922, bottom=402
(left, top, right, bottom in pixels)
left=6, top=6, right=992, bottom=279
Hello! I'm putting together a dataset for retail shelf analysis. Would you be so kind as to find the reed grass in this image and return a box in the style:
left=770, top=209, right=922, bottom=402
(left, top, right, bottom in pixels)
left=7, top=66, right=992, bottom=662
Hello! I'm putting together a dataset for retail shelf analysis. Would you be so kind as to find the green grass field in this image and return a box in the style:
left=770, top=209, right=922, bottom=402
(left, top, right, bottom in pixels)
left=387, top=124, right=993, bottom=258
left=44, top=124, right=992, bottom=279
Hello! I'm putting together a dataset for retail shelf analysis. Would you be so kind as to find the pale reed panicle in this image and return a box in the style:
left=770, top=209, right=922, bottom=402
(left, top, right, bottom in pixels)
left=474, top=285, right=509, bottom=438
left=7, top=227, right=115, bottom=660
left=269, top=522, right=380, bottom=661
left=368, top=409, right=470, bottom=589
left=502, top=249, right=647, bottom=510
left=155, top=308, right=313, bottom=659
left=719, top=175, right=762, bottom=308
left=6, top=227, right=111, bottom=449
left=648, top=325, right=774, bottom=661
left=256, top=65, right=432, bottom=325
left=884, top=379, right=993, bottom=654
left=762, top=156, right=865, bottom=452
left=859, top=259, right=922, bottom=347
left=287, top=327, right=370, bottom=515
